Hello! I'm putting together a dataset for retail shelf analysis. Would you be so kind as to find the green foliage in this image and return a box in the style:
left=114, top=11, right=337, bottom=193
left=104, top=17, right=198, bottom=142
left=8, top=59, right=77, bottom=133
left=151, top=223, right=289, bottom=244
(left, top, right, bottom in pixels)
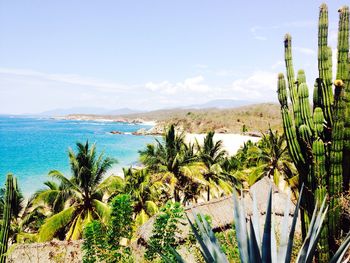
left=82, top=194, right=134, bottom=263
left=276, top=3, right=350, bottom=259
left=123, top=167, right=160, bottom=227
left=139, top=124, right=210, bottom=204
left=0, top=174, right=16, bottom=263
left=37, top=141, right=118, bottom=241
left=145, top=201, right=185, bottom=262
left=82, top=220, right=106, bottom=263
left=215, top=228, right=240, bottom=262
left=165, top=186, right=350, bottom=263
left=107, top=194, right=134, bottom=260
left=197, top=131, right=232, bottom=201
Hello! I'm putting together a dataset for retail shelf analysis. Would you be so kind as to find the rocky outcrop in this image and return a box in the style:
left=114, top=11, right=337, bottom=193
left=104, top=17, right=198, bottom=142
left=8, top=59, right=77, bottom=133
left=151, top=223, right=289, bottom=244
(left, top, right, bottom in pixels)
left=132, top=125, right=164, bottom=136
left=110, top=130, right=124, bottom=134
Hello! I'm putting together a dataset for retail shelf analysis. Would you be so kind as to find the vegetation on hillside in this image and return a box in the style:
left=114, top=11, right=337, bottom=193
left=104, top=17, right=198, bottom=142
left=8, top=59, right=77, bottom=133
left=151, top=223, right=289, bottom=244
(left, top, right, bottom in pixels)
left=67, top=102, right=282, bottom=134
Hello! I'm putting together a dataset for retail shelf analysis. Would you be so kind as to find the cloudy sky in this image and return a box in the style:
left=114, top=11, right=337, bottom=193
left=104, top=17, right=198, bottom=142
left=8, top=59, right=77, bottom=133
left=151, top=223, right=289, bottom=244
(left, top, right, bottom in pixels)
left=0, top=0, right=346, bottom=114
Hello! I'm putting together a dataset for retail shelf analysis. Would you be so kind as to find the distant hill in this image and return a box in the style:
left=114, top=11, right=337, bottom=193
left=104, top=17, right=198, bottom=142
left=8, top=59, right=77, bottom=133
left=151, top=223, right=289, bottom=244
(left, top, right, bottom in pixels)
left=185, top=99, right=254, bottom=109
left=122, top=102, right=282, bottom=133
left=54, top=103, right=282, bottom=133
left=38, top=107, right=142, bottom=116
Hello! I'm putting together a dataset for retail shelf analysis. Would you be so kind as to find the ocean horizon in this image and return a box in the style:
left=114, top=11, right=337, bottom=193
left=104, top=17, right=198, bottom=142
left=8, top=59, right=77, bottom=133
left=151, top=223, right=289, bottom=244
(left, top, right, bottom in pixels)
left=0, top=115, right=156, bottom=196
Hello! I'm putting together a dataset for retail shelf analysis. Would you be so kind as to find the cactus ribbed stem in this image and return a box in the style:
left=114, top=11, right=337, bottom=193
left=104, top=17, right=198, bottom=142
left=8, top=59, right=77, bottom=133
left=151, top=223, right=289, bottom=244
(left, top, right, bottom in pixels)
left=298, top=83, right=314, bottom=131
left=338, top=6, right=350, bottom=192
left=329, top=82, right=345, bottom=242
left=0, top=174, right=15, bottom=263
left=313, top=107, right=325, bottom=138
left=312, top=139, right=329, bottom=261
left=318, top=4, right=334, bottom=126
left=277, top=3, right=350, bottom=259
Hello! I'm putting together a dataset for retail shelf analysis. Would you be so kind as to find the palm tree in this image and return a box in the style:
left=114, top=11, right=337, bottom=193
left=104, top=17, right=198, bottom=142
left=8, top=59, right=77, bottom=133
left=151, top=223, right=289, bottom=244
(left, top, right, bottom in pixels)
left=246, top=129, right=296, bottom=189
left=123, top=168, right=160, bottom=226
left=139, top=124, right=208, bottom=204
left=197, top=131, right=232, bottom=201
left=37, top=141, right=117, bottom=241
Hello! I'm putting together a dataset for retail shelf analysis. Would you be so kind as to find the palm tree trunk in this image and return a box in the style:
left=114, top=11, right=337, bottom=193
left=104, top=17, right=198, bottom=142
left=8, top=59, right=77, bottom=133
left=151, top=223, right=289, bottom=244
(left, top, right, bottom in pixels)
left=174, top=188, right=180, bottom=203
left=207, top=185, right=210, bottom=201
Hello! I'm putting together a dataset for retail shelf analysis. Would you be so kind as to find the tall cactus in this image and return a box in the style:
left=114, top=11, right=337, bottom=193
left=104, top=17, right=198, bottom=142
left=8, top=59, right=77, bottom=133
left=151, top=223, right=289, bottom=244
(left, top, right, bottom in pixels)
left=276, top=3, right=350, bottom=260
left=0, top=174, right=16, bottom=263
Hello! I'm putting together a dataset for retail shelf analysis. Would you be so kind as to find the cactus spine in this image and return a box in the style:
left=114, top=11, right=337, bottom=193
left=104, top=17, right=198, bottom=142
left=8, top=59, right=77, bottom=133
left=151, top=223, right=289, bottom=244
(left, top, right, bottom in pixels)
left=0, top=174, right=16, bottom=263
left=277, top=3, right=350, bottom=259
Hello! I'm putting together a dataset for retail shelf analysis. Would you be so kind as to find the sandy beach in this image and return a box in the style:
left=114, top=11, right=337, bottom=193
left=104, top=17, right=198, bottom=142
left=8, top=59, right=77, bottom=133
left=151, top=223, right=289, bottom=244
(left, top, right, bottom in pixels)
left=185, top=133, right=260, bottom=156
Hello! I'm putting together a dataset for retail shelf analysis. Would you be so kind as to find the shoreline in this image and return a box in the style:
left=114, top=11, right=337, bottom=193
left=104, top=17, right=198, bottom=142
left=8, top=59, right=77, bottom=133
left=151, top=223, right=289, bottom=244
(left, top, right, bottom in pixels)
left=52, top=115, right=157, bottom=126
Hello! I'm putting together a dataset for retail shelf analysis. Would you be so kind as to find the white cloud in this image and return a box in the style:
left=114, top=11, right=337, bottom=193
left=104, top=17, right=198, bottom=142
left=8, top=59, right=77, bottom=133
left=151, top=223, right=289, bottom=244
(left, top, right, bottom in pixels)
left=145, top=75, right=209, bottom=95
left=0, top=68, right=279, bottom=114
left=227, top=71, right=277, bottom=101
left=0, top=68, right=129, bottom=93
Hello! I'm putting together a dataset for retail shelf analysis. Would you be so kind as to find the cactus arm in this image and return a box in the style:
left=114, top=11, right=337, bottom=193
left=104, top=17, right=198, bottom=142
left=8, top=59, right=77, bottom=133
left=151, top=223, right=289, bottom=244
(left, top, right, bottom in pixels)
left=312, top=139, right=329, bottom=261
left=329, top=81, right=345, bottom=242
left=318, top=4, right=334, bottom=126
left=298, top=82, right=315, bottom=131
left=313, top=107, right=325, bottom=139
left=0, top=174, right=15, bottom=263
left=278, top=73, right=305, bottom=167
left=284, top=34, right=304, bottom=128
left=338, top=6, right=350, bottom=192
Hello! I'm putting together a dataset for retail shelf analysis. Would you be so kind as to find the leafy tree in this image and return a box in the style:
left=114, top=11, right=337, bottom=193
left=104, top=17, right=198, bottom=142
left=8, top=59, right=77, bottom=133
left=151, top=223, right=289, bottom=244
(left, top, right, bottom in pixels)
left=82, top=220, right=106, bottom=263
left=246, top=129, right=297, bottom=189
left=38, top=141, right=118, bottom=241
left=123, top=167, right=160, bottom=226
left=145, top=201, right=185, bottom=262
left=197, top=131, right=232, bottom=201
left=82, top=194, right=134, bottom=263
left=140, top=124, right=208, bottom=204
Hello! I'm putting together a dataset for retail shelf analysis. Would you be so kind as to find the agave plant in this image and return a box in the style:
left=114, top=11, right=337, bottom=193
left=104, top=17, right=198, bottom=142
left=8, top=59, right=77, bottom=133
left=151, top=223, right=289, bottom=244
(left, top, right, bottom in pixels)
left=161, top=185, right=350, bottom=262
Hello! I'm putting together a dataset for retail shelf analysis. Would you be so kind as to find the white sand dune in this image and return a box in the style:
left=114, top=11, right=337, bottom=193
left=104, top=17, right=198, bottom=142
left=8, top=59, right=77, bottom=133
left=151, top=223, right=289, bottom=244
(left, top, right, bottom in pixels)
left=185, top=133, right=260, bottom=156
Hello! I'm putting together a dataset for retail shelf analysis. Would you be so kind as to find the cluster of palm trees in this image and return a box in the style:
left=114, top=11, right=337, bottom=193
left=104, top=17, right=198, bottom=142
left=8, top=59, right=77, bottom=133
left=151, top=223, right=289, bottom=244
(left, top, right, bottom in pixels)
left=1, top=124, right=295, bottom=244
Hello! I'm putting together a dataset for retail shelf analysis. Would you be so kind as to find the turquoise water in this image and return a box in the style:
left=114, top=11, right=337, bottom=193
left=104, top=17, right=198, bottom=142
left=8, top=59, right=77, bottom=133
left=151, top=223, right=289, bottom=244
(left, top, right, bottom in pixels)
left=0, top=116, right=156, bottom=195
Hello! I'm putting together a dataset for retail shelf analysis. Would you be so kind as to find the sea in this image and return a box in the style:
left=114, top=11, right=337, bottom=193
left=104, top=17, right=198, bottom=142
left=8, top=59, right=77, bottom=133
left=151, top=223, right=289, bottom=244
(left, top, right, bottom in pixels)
left=0, top=115, right=157, bottom=196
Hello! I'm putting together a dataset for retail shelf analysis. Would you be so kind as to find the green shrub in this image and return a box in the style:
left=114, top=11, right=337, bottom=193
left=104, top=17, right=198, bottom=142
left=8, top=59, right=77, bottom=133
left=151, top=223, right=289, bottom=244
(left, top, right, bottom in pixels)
left=82, top=194, right=134, bottom=263
left=145, top=201, right=185, bottom=262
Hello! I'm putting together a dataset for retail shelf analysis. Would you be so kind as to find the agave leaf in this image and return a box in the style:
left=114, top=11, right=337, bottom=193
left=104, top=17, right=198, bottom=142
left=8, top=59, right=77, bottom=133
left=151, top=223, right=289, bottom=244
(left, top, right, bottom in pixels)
left=169, top=246, right=186, bottom=263
left=296, top=196, right=328, bottom=263
left=186, top=213, right=214, bottom=263
left=232, top=189, right=249, bottom=262
left=248, top=219, right=262, bottom=263
left=304, top=206, right=328, bottom=263
left=329, top=231, right=350, bottom=263
left=278, top=190, right=291, bottom=260
left=261, top=188, right=272, bottom=262
left=193, top=213, right=228, bottom=263
left=252, top=189, right=261, bottom=247
left=285, top=184, right=304, bottom=263
left=306, top=197, right=327, bottom=257
left=271, top=212, right=278, bottom=263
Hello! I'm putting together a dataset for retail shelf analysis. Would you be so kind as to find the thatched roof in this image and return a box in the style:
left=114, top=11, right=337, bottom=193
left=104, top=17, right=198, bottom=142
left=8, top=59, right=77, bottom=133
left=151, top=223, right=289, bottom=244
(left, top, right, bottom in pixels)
left=136, top=177, right=297, bottom=243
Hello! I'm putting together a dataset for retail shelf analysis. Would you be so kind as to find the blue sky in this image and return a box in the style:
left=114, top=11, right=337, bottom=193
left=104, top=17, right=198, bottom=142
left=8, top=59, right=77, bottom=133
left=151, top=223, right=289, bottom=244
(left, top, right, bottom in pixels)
left=0, top=0, right=347, bottom=114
